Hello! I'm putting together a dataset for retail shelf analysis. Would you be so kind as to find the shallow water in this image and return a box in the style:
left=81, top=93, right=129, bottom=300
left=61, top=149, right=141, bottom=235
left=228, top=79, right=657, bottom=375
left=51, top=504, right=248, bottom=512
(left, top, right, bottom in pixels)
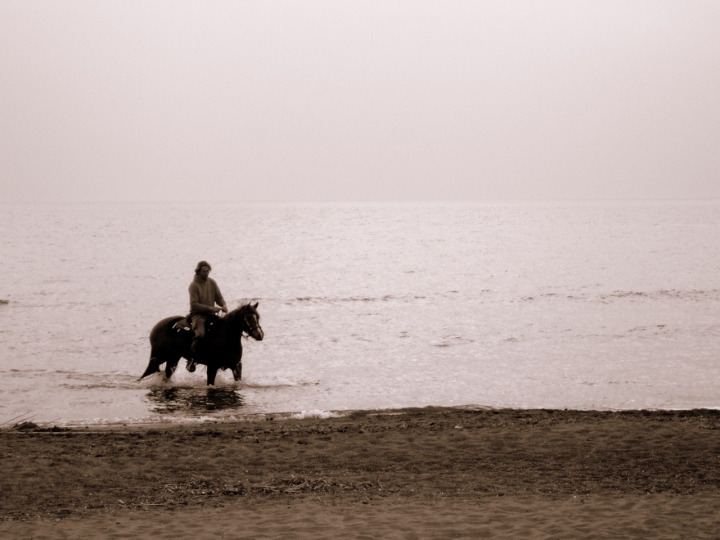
left=0, top=201, right=718, bottom=425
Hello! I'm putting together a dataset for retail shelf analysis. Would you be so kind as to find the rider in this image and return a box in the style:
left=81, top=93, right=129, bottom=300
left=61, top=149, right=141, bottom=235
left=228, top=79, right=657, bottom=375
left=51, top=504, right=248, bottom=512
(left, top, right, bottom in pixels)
left=187, top=260, right=228, bottom=372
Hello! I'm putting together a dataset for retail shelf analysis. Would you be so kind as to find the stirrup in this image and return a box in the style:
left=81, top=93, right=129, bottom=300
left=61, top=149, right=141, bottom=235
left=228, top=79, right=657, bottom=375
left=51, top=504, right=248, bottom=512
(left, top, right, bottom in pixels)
left=186, top=359, right=197, bottom=373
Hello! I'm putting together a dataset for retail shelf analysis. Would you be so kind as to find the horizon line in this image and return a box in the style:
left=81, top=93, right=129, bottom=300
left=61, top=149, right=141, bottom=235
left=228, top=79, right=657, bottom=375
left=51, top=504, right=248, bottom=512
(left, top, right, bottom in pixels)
left=2, top=197, right=719, bottom=205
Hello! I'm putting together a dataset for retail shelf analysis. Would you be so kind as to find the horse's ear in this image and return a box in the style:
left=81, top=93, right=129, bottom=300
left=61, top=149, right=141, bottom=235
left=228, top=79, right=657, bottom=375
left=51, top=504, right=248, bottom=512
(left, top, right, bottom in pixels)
left=252, top=301, right=259, bottom=309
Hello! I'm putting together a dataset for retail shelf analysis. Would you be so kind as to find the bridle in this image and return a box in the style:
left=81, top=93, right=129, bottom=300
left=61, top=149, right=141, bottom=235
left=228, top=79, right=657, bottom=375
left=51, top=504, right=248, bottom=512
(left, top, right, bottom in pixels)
left=240, top=308, right=261, bottom=339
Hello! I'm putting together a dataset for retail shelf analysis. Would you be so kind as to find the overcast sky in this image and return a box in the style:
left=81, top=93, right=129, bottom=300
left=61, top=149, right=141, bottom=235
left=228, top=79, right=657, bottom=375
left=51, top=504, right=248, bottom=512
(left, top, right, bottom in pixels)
left=1, top=1, right=719, bottom=202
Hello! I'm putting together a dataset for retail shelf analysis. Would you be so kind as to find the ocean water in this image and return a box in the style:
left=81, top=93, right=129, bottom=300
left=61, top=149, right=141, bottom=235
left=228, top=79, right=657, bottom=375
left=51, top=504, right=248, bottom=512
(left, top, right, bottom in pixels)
left=0, top=201, right=718, bottom=426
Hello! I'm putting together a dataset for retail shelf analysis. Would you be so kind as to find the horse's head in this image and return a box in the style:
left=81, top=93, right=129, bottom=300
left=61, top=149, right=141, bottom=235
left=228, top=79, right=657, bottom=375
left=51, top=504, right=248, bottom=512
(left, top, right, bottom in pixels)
left=230, top=302, right=264, bottom=341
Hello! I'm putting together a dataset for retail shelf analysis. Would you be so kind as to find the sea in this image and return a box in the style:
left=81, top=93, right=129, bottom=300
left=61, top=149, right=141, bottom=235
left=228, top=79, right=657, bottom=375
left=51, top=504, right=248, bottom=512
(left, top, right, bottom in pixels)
left=0, top=201, right=718, bottom=427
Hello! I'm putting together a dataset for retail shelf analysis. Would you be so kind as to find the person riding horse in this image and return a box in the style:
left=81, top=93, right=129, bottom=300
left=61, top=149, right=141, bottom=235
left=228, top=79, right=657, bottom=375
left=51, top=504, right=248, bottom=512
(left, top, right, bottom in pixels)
left=187, top=261, right=228, bottom=372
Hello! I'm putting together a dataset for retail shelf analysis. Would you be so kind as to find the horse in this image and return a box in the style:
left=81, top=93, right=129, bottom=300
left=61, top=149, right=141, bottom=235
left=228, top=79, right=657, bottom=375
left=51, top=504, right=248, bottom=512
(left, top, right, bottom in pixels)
left=139, top=302, right=264, bottom=386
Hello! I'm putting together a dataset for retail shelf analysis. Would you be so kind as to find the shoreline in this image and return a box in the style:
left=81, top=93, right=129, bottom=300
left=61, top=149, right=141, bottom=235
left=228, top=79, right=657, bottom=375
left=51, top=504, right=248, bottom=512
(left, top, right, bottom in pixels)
left=8, top=402, right=720, bottom=432
left=3, top=406, right=720, bottom=537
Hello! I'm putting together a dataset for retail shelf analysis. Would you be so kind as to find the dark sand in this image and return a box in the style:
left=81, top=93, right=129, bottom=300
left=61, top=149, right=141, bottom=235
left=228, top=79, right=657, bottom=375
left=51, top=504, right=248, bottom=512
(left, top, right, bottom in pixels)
left=2, top=407, right=720, bottom=538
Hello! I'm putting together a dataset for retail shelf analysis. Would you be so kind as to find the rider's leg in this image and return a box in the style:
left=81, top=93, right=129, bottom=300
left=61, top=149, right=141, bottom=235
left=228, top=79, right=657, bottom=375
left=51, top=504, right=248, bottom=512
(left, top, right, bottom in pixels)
left=187, top=316, right=206, bottom=372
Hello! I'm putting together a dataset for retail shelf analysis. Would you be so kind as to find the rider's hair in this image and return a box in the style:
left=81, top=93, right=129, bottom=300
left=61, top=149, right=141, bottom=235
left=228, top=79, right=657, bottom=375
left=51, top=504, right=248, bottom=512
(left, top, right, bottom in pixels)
left=194, top=261, right=212, bottom=274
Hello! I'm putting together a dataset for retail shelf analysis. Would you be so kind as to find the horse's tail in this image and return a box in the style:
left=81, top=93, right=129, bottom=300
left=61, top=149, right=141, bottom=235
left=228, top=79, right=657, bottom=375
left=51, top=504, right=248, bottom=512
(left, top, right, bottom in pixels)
left=142, top=316, right=189, bottom=381
left=139, top=354, right=161, bottom=380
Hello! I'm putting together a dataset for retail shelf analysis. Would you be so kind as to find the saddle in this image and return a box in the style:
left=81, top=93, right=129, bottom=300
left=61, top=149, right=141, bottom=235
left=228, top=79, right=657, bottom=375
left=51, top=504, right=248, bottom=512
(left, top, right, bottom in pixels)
left=172, top=317, right=193, bottom=333
left=172, top=315, right=218, bottom=334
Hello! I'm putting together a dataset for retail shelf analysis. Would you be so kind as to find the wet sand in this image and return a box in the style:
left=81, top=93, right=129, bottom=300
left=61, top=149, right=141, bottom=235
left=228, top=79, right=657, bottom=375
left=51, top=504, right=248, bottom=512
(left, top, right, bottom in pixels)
left=2, top=407, right=720, bottom=538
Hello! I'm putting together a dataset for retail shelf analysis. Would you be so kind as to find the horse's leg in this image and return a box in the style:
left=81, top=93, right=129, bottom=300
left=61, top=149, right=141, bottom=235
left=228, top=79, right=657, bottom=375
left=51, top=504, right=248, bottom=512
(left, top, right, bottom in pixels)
left=206, top=365, right=219, bottom=386
left=232, top=361, right=242, bottom=381
left=231, top=348, right=243, bottom=381
left=164, top=356, right=180, bottom=381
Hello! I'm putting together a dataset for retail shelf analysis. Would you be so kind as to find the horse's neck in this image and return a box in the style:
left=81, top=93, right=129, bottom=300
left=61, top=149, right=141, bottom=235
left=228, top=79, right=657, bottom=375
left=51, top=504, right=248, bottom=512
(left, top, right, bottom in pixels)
left=226, top=311, right=246, bottom=335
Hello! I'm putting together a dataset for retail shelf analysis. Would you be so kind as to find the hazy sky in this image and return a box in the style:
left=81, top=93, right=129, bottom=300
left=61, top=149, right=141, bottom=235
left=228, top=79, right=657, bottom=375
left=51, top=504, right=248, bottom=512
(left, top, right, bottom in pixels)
left=1, top=1, right=719, bottom=202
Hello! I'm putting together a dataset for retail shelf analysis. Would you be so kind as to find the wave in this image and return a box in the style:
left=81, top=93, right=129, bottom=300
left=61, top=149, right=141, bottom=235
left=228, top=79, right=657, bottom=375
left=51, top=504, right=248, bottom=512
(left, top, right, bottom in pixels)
left=61, top=381, right=142, bottom=390
left=282, top=290, right=496, bottom=306
left=288, top=294, right=427, bottom=305
left=430, top=334, right=474, bottom=348
left=519, top=289, right=720, bottom=303
left=38, top=370, right=320, bottom=392
left=242, top=379, right=320, bottom=389
left=1, top=369, right=141, bottom=386
left=603, top=289, right=720, bottom=301
left=275, top=288, right=720, bottom=307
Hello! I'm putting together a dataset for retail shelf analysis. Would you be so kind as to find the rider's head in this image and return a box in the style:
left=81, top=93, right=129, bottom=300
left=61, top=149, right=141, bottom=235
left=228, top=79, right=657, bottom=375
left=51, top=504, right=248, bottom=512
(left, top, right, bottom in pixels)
left=195, top=261, right=212, bottom=280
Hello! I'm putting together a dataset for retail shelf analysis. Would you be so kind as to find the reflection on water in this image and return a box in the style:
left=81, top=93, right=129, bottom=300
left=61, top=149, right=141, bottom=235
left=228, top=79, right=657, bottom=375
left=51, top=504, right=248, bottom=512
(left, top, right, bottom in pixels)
left=147, top=387, right=245, bottom=415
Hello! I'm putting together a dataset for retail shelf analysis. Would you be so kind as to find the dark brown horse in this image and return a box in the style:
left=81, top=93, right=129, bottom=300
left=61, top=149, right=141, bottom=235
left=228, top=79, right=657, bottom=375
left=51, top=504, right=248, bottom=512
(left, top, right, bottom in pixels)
left=140, top=303, right=264, bottom=386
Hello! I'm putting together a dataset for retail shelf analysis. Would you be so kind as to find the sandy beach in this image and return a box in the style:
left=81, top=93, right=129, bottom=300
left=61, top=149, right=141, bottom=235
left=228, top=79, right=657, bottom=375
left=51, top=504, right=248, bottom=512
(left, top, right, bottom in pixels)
left=2, top=407, right=720, bottom=539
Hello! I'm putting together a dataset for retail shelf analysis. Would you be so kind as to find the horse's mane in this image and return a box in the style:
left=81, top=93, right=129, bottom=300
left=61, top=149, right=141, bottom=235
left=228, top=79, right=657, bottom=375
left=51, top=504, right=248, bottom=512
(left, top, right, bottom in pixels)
left=228, top=302, right=260, bottom=319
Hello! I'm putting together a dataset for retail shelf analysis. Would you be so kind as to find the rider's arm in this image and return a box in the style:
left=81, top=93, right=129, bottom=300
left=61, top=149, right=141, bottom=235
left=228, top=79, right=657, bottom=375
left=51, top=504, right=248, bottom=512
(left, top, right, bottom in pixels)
left=212, top=279, right=228, bottom=312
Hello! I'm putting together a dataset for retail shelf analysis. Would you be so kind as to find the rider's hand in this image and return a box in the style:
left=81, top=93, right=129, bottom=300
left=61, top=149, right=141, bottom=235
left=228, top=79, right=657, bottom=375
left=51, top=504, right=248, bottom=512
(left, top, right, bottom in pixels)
left=221, top=305, right=229, bottom=314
